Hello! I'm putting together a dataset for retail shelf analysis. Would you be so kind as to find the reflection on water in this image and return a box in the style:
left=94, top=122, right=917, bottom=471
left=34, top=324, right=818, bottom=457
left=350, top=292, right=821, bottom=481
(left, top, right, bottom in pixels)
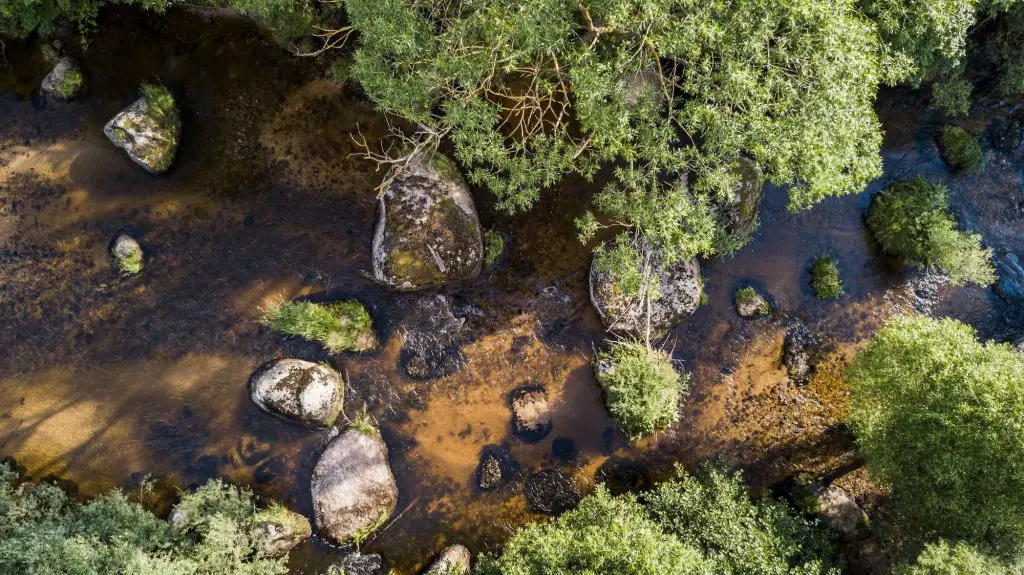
left=1, top=7, right=1022, bottom=574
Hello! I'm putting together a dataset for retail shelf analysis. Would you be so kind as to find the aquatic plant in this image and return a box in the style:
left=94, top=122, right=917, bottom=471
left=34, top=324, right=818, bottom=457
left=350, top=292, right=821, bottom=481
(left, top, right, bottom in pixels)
left=594, top=340, right=686, bottom=440
left=0, top=463, right=293, bottom=575
left=483, top=230, right=504, bottom=267
left=260, top=299, right=377, bottom=353
left=810, top=257, right=843, bottom=300
left=846, top=316, right=1024, bottom=558
left=474, top=467, right=837, bottom=575
left=939, top=125, right=983, bottom=174
left=866, top=177, right=995, bottom=287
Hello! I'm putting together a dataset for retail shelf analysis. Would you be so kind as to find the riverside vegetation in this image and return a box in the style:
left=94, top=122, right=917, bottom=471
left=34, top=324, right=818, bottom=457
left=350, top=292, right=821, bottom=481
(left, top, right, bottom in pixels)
left=4, top=0, right=1024, bottom=574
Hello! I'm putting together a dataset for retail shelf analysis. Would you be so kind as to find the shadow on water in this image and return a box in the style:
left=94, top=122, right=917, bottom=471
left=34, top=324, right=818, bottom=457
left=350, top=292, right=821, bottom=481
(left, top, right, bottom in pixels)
left=1, top=7, right=1023, bottom=574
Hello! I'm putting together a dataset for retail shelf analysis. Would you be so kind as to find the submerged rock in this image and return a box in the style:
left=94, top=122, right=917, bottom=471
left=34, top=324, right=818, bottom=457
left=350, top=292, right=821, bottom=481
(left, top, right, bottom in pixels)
left=425, top=544, right=471, bottom=575
left=253, top=505, right=313, bottom=556
left=525, top=468, right=581, bottom=516
left=589, top=236, right=701, bottom=335
left=311, top=428, right=398, bottom=544
left=248, top=359, right=344, bottom=427
left=397, top=294, right=468, bottom=379
left=110, top=233, right=144, bottom=274
left=719, top=157, right=763, bottom=241
left=104, top=84, right=181, bottom=174
left=327, top=551, right=387, bottom=575
left=509, top=385, right=552, bottom=443
left=41, top=57, right=82, bottom=100
left=475, top=445, right=515, bottom=491
left=372, top=153, right=483, bottom=290
left=782, top=323, right=820, bottom=385
left=817, top=485, right=868, bottom=538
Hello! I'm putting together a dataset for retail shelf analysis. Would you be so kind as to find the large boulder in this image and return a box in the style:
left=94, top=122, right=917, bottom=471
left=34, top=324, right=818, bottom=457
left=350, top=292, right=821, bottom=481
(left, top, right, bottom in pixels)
left=248, top=359, right=344, bottom=427
left=719, top=157, right=763, bottom=241
left=253, top=506, right=313, bottom=556
left=41, top=57, right=82, bottom=100
left=311, top=429, right=398, bottom=544
left=104, top=84, right=181, bottom=174
left=589, top=237, right=701, bottom=335
left=817, top=485, right=868, bottom=538
left=372, top=153, right=483, bottom=290
left=397, top=295, right=467, bottom=380
left=425, top=544, right=471, bottom=575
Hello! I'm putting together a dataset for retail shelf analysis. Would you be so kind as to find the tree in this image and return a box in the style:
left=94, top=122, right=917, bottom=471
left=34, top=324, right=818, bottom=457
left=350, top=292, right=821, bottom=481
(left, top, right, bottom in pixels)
left=342, top=0, right=887, bottom=271
left=845, top=316, right=1024, bottom=557
left=0, top=462, right=293, bottom=575
left=895, top=540, right=1008, bottom=575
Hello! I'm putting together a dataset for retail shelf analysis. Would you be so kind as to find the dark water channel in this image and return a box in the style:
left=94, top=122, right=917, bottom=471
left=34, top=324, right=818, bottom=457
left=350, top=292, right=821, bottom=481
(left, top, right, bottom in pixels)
left=1, top=7, right=1023, bottom=574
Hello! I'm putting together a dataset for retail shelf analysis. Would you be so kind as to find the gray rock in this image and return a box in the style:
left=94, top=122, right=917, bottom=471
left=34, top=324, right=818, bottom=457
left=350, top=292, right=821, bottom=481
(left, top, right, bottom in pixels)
left=253, top=506, right=312, bottom=556
left=110, top=233, right=144, bottom=274
left=398, top=295, right=467, bottom=380
left=510, top=385, right=552, bottom=443
left=167, top=505, right=189, bottom=531
left=104, top=87, right=181, bottom=174
left=589, top=236, right=701, bottom=335
left=782, top=323, right=820, bottom=385
left=425, top=544, right=471, bottom=575
left=41, top=57, right=82, bottom=100
left=372, top=153, right=482, bottom=290
left=734, top=287, right=769, bottom=318
left=249, top=359, right=344, bottom=427
left=327, top=551, right=386, bottom=575
left=817, top=485, right=868, bottom=538
left=311, top=429, right=398, bottom=544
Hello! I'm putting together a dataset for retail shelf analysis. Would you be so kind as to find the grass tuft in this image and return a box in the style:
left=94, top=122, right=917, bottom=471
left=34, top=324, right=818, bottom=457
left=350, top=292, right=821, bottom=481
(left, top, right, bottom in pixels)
left=261, top=299, right=376, bottom=353
left=810, top=257, right=843, bottom=300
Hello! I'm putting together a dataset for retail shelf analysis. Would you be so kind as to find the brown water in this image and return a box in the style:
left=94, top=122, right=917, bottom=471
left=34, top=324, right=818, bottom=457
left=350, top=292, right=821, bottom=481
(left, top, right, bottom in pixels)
left=1, top=7, right=1022, bottom=574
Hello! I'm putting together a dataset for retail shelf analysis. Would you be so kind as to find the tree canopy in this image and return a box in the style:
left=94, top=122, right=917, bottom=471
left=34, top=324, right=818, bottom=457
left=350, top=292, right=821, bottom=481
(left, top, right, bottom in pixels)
left=845, top=316, right=1024, bottom=557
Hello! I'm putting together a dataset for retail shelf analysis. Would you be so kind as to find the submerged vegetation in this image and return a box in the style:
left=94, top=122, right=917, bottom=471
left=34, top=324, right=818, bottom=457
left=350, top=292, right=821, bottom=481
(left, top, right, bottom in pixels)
left=260, top=299, right=376, bottom=353
left=866, top=178, right=995, bottom=286
left=594, top=340, right=686, bottom=440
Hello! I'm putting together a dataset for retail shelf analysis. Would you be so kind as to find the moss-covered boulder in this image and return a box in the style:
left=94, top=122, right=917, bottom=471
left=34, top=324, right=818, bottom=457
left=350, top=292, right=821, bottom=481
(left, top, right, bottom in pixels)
left=589, top=237, right=701, bottom=335
left=248, top=359, right=344, bottom=427
left=110, top=232, right=144, bottom=275
left=41, top=57, right=82, bottom=100
left=103, top=84, right=181, bottom=174
left=311, top=428, right=398, bottom=544
left=719, top=157, right=763, bottom=243
left=253, top=505, right=313, bottom=556
left=425, top=544, right=471, bottom=575
left=734, top=286, right=770, bottom=318
left=372, top=153, right=483, bottom=290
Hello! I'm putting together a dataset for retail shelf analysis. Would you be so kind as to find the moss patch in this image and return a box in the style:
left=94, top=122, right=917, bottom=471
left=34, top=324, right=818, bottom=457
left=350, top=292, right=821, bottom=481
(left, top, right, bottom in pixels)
left=483, top=229, right=504, bottom=267
left=116, top=250, right=144, bottom=275
left=53, top=66, right=82, bottom=99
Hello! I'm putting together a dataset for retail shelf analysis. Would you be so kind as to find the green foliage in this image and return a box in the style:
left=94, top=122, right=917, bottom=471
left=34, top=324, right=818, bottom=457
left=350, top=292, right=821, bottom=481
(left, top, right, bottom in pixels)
left=735, top=287, right=770, bottom=316
left=990, top=5, right=1024, bottom=95
left=139, top=82, right=180, bottom=173
left=0, top=463, right=290, bottom=575
left=229, top=0, right=319, bottom=46
left=644, top=466, right=838, bottom=575
left=866, top=178, right=995, bottom=286
left=474, top=468, right=837, bottom=575
left=483, top=230, right=504, bottom=267
left=592, top=234, right=655, bottom=302
left=343, top=0, right=887, bottom=266
left=930, top=75, right=973, bottom=117
left=116, top=250, right=144, bottom=275
left=845, top=316, right=1024, bottom=556
left=895, top=540, right=1007, bottom=575
left=594, top=340, right=686, bottom=439
left=53, top=65, right=83, bottom=99
left=0, top=0, right=170, bottom=37
left=261, top=299, right=376, bottom=353
left=810, top=257, right=843, bottom=300
left=940, top=125, right=983, bottom=174
left=348, top=409, right=380, bottom=439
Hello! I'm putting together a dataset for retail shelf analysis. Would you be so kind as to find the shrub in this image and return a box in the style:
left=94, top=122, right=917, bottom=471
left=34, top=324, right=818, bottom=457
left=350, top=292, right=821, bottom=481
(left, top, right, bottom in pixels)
left=0, top=463, right=290, bottom=575
left=866, top=178, right=995, bottom=286
left=483, top=230, right=504, bottom=267
left=895, top=540, right=1007, bottom=575
left=845, top=316, right=1024, bottom=556
left=810, top=257, right=843, bottom=300
left=939, top=125, right=983, bottom=174
left=594, top=340, right=686, bottom=440
left=930, top=76, right=972, bottom=117
left=644, top=466, right=837, bottom=575
left=261, top=299, right=376, bottom=353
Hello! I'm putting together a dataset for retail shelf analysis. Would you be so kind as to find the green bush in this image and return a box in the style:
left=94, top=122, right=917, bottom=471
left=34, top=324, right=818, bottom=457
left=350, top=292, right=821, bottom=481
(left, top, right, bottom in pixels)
left=895, top=540, right=1007, bottom=575
left=939, top=125, right=983, bottom=174
left=644, top=466, right=837, bottom=575
left=810, top=257, right=843, bottom=300
left=261, top=299, right=376, bottom=353
left=846, top=316, right=1024, bottom=556
left=474, top=467, right=837, bottom=575
left=0, top=463, right=290, bottom=575
left=866, top=177, right=995, bottom=286
left=483, top=230, right=504, bottom=267
left=930, top=76, right=972, bottom=117
left=594, top=340, right=686, bottom=440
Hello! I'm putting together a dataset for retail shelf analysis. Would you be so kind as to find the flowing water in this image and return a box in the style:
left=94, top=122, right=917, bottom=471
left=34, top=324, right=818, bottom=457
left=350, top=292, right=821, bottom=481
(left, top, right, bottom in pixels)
left=1, top=7, right=1022, bottom=574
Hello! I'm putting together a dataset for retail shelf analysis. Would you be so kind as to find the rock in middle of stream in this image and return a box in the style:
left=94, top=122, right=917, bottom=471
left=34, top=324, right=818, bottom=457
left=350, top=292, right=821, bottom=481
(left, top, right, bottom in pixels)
left=372, top=153, right=483, bottom=290
left=311, top=428, right=398, bottom=544
left=248, top=359, right=344, bottom=427
left=104, top=84, right=181, bottom=174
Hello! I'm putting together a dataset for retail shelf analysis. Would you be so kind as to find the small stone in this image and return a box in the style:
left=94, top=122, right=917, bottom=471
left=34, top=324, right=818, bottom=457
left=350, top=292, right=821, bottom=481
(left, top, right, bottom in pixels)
left=110, top=233, right=144, bottom=274
left=104, top=84, right=181, bottom=174
left=734, top=286, right=770, bottom=318
left=425, top=544, right=471, bottom=575
left=41, top=57, right=82, bottom=100
left=327, top=551, right=386, bottom=575
left=510, top=385, right=552, bottom=443
left=475, top=445, right=514, bottom=491
left=253, top=506, right=312, bottom=557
